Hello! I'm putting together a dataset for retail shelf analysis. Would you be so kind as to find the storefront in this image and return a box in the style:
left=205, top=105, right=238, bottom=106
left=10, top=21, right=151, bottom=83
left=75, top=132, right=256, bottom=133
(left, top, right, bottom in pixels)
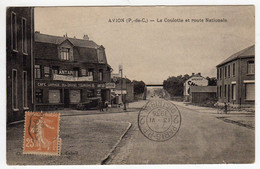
left=34, top=32, right=112, bottom=111
left=35, top=81, right=110, bottom=110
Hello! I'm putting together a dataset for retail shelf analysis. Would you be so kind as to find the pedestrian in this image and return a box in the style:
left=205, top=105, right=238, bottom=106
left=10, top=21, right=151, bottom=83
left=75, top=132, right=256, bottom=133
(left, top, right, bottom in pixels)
left=98, top=99, right=103, bottom=112
left=104, top=100, right=109, bottom=112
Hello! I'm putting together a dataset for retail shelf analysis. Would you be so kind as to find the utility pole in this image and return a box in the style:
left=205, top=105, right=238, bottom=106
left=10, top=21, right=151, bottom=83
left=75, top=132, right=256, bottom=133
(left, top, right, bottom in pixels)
left=119, top=65, right=123, bottom=106
left=124, top=76, right=127, bottom=111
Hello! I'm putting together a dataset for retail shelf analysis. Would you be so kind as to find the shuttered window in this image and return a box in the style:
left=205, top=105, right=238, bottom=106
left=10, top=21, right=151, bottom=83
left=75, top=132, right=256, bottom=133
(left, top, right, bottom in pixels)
left=245, top=83, right=255, bottom=100
left=232, top=84, right=236, bottom=100
left=49, top=90, right=61, bottom=103
left=70, top=90, right=81, bottom=103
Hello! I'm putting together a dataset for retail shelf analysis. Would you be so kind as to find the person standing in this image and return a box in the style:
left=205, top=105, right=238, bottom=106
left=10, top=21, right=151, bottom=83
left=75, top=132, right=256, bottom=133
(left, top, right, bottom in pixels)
left=104, top=100, right=109, bottom=112
left=98, top=99, right=103, bottom=112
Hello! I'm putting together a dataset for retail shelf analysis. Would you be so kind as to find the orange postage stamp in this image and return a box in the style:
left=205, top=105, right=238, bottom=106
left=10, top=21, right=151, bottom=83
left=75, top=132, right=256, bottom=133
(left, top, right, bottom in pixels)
left=23, top=112, right=61, bottom=156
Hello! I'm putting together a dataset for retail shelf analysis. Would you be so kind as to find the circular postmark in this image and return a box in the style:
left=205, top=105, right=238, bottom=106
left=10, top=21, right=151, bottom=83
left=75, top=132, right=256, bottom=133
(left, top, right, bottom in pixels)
left=138, top=99, right=181, bottom=142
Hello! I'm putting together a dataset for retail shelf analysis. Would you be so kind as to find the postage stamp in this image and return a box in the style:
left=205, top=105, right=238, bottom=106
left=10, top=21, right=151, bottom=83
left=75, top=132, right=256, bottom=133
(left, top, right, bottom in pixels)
left=23, top=112, right=61, bottom=156
left=138, top=100, right=181, bottom=142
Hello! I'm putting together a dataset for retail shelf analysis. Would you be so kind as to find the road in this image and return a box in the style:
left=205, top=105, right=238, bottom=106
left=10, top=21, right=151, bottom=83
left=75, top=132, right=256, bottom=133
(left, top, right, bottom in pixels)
left=106, top=98, right=255, bottom=164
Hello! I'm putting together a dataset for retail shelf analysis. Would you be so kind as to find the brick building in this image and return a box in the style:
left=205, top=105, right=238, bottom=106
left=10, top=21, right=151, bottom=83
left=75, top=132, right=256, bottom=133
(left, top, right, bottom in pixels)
left=6, top=7, right=34, bottom=123
left=34, top=32, right=112, bottom=110
left=216, top=45, right=255, bottom=107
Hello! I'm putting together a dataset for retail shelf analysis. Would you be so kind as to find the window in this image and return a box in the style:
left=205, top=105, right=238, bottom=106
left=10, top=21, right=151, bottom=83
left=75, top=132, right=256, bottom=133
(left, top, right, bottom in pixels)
left=247, top=61, right=255, bottom=74
left=228, top=65, right=230, bottom=77
left=99, top=70, right=103, bottom=81
left=22, top=18, right=27, bottom=54
left=88, top=69, right=94, bottom=77
left=49, top=90, right=61, bottom=103
left=35, top=89, right=43, bottom=103
left=87, top=89, right=94, bottom=97
left=61, top=48, right=70, bottom=60
left=224, top=66, right=227, bottom=78
left=81, top=69, right=87, bottom=76
left=22, top=71, right=28, bottom=108
left=219, top=86, right=222, bottom=98
left=233, top=63, right=236, bottom=76
left=219, top=68, right=222, bottom=79
left=35, top=65, right=42, bottom=79
left=44, top=66, right=50, bottom=77
left=12, top=69, right=18, bottom=110
left=217, top=69, right=219, bottom=80
left=70, top=90, right=81, bottom=103
left=73, top=68, right=79, bottom=77
left=245, top=83, right=255, bottom=100
left=232, top=84, right=236, bottom=100
left=11, top=12, right=17, bottom=51
left=224, top=85, right=227, bottom=98
left=52, top=66, right=59, bottom=74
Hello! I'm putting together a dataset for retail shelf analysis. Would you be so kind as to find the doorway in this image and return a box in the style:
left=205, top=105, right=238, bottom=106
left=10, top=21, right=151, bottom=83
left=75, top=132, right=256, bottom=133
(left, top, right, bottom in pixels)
left=64, top=89, right=70, bottom=108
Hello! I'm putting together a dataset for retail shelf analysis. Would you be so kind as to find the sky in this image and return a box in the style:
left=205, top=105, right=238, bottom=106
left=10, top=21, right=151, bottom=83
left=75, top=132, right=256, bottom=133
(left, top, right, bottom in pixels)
left=35, top=6, right=254, bottom=84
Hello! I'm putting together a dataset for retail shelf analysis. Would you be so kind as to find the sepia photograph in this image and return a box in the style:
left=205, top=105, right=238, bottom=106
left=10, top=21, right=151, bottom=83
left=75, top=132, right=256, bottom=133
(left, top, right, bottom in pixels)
left=5, top=5, right=255, bottom=165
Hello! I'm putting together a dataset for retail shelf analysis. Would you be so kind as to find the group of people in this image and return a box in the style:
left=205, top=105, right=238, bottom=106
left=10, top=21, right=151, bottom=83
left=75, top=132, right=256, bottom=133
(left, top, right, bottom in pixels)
left=98, top=99, right=109, bottom=112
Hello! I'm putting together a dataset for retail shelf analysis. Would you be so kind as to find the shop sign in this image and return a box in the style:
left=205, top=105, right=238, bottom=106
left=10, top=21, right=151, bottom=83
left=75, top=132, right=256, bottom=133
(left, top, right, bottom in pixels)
left=77, top=83, right=95, bottom=88
left=97, top=84, right=106, bottom=88
left=36, top=82, right=95, bottom=88
left=184, top=76, right=208, bottom=95
left=105, top=83, right=116, bottom=89
left=53, top=74, right=93, bottom=82
left=58, top=69, right=74, bottom=75
left=111, top=89, right=127, bottom=95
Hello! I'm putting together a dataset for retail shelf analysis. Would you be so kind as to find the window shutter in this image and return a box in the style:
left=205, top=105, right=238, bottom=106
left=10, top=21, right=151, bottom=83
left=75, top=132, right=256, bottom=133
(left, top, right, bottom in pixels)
left=70, top=48, right=73, bottom=60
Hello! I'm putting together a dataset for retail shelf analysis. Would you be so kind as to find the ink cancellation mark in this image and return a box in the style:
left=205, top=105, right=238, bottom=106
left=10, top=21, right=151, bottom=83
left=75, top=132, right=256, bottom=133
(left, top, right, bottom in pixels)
left=138, top=100, right=181, bottom=142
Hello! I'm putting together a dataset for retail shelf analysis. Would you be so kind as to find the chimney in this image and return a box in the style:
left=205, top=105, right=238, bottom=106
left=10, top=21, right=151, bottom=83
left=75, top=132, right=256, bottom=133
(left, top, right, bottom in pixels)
left=192, top=73, right=195, bottom=76
left=198, top=73, right=201, bottom=76
left=83, top=35, right=89, bottom=40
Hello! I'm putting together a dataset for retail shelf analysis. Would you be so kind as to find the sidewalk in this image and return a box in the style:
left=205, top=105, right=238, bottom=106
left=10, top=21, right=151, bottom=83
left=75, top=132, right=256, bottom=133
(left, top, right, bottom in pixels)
left=7, top=115, right=131, bottom=165
left=171, top=101, right=255, bottom=129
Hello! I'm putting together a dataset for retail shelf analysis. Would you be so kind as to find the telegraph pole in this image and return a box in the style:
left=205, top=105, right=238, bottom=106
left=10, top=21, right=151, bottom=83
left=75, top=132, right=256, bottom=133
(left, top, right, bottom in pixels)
left=119, top=65, right=123, bottom=106
left=124, top=76, right=127, bottom=111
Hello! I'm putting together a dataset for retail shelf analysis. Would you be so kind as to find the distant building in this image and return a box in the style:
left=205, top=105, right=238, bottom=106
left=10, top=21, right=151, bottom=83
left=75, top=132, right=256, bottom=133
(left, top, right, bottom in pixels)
left=6, top=7, right=34, bottom=123
left=216, top=45, right=255, bottom=107
left=111, top=77, right=134, bottom=104
left=190, top=86, right=217, bottom=103
left=183, top=73, right=208, bottom=102
left=34, top=32, right=112, bottom=110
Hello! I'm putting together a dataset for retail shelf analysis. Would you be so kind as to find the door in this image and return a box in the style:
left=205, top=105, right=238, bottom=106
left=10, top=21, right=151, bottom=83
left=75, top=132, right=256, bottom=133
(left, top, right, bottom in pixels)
left=64, top=89, right=70, bottom=108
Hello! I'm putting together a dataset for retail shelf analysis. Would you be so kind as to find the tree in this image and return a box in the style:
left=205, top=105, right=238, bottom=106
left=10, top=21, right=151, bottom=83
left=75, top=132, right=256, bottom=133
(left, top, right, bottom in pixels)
left=133, top=80, right=146, bottom=94
left=163, top=74, right=190, bottom=97
left=206, top=77, right=217, bottom=86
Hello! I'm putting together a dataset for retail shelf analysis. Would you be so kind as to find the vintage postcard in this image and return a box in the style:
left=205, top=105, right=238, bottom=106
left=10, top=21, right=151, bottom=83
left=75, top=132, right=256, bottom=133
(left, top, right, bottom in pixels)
left=6, top=6, right=255, bottom=165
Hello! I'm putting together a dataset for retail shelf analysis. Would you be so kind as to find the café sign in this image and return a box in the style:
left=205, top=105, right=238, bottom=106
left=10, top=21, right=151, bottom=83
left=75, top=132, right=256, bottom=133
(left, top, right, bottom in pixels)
left=53, top=74, right=93, bottom=82
left=105, top=83, right=116, bottom=89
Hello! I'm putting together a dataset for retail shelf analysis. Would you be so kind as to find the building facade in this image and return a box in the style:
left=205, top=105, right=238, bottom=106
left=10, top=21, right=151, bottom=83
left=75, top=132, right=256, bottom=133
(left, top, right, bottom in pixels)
left=6, top=7, right=34, bottom=123
left=190, top=86, right=217, bottom=104
left=183, top=73, right=208, bottom=102
left=216, top=45, right=255, bottom=107
left=34, top=32, right=112, bottom=110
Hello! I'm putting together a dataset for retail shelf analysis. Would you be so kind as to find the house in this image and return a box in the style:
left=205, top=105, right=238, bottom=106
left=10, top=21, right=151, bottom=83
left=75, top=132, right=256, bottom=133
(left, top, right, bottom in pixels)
left=183, top=73, right=208, bottom=102
left=6, top=7, right=34, bottom=123
left=216, top=45, right=255, bottom=107
left=34, top=32, right=112, bottom=110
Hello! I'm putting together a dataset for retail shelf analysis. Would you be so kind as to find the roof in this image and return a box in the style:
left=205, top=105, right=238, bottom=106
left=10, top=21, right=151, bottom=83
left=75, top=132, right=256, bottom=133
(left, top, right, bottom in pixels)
left=217, top=45, right=255, bottom=67
left=35, top=32, right=100, bottom=49
left=190, top=86, right=217, bottom=93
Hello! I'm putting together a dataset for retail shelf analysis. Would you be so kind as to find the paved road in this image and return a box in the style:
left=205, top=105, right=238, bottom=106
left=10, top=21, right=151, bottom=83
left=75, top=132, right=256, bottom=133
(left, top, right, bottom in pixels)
left=107, top=99, right=254, bottom=164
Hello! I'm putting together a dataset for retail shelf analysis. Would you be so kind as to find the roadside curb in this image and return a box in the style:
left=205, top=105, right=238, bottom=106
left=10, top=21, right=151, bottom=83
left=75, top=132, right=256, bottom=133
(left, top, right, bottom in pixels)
left=100, top=122, right=132, bottom=165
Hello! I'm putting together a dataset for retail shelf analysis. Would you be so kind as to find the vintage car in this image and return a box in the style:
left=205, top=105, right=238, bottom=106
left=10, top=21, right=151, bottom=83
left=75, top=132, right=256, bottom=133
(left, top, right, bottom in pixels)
left=76, top=97, right=101, bottom=110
